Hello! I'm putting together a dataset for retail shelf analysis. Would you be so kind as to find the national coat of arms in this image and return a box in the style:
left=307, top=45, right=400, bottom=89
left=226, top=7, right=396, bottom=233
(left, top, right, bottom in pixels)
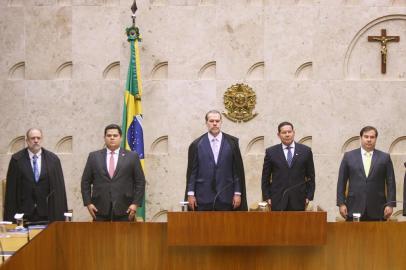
left=223, top=83, right=258, bottom=122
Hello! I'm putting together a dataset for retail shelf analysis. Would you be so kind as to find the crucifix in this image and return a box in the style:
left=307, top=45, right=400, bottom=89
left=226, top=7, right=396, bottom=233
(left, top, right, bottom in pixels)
left=368, top=29, right=400, bottom=74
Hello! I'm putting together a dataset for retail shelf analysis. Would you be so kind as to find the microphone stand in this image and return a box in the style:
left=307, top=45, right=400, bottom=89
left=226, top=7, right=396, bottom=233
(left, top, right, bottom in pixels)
left=279, top=179, right=309, bottom=211
left=212, top=182, right=234, bottom=211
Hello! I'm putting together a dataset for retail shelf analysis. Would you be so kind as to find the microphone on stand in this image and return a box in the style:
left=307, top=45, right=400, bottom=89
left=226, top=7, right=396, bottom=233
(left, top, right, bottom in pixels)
left=46, top=189, right=55, bottom=205
left=212, top=182, right=234, bottom=211
left=280, top=178, right=310, bottom=211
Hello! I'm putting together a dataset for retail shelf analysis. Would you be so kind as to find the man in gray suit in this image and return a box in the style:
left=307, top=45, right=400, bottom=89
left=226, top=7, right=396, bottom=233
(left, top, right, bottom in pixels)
left=81, top=124, right=145, bottom=221
left=337, top=126, right=396, bottom=221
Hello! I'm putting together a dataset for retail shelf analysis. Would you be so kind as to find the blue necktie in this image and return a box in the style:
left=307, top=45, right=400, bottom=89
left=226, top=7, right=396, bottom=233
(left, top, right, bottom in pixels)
left=287, top=146, right=293, bottom=167
left=33, top=155, right=40, bottom=182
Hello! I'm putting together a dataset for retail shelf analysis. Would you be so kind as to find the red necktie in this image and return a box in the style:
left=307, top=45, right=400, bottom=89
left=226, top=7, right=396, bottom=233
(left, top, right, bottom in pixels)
left=109, top=151, right=115, bottom=178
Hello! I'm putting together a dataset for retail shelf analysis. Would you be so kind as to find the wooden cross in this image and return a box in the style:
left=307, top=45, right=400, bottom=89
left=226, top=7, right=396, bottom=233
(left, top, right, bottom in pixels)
left=368, top=29, right=400, bottom=74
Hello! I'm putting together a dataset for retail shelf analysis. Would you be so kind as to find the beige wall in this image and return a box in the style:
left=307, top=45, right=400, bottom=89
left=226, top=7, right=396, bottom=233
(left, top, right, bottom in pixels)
left=0, top=0, right=405, bottom=221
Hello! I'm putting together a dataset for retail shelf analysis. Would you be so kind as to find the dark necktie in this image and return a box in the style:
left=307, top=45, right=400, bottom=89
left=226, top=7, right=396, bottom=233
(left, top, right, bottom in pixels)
left=287, top=146, right=293, bottom=167
left=33, top=154, right=40, bottom=182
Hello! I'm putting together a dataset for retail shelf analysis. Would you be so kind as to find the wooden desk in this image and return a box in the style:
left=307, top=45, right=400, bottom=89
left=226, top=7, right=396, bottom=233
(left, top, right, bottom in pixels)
left=1, top=219, right=406, bottom=270
left=167, top=211, right=327, bottom=246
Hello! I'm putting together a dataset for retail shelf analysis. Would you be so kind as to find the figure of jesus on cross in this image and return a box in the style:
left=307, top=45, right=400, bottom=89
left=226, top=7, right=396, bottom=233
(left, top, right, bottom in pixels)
left=368, top=29, right=400, bottom=74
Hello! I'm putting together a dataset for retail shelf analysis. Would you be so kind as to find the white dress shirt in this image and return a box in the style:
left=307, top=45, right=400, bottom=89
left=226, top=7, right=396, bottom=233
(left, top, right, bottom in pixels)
left=282, top=141, right=295, bottom=160
left=208, top=132, right=223, bottom=164
left=361, top=147, right=374, bottom=164
left=106, top=148, right=120, bottom=171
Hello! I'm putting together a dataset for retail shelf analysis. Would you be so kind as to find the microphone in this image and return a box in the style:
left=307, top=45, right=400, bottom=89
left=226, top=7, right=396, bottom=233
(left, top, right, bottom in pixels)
left=280, top=178, right=310, bottom=211
left=46, top=189, right=55, bottom=205
left=212, top=182, right=234, bottom=211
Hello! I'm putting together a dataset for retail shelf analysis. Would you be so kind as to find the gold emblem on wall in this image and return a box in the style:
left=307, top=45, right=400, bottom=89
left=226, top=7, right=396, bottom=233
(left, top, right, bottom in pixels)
left=223, top=83, right=258, bottom=123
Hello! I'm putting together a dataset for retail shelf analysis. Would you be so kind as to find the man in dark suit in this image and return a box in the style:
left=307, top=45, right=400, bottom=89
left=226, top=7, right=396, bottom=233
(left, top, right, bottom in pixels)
left=4, top=128, right=68, bottom=223
left=81, top=124, right=145, bottom=221
left=185, top=110, right=247, bottom=211
left=337, top=126, right=396, bottom=221
left=261, top=122, right=315, bottom=211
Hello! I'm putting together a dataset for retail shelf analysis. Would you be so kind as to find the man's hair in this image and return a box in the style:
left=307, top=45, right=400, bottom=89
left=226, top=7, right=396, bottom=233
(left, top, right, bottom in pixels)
left=277, top=122, right=294, bottom=133
left=205, top=110, right=222, bottom=122
left=26, top=128, right=43, bottom=139
left=104, top=124, right=122, bottom=136
left=360, top=126, right=378, bottom=137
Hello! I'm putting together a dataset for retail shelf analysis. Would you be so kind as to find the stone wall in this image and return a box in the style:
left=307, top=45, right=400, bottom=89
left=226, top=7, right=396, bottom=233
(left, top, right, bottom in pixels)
left=0, top=0, right=405, bottom=221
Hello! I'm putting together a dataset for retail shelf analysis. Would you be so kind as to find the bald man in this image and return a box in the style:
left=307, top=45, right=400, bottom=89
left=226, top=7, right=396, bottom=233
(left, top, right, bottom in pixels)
left=4, top=128, right=68, bottom=223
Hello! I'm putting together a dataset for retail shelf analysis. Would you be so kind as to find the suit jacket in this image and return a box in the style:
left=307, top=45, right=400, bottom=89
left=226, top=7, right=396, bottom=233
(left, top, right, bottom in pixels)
left=81, top=148, right=146, bottom=216
left=337, top=148, right=396, bottom=219
left=4, top=148, right=68, bottom=222
left=185, top=133, right=247, bottom=211
left=261, top=142, right=315, bottom=211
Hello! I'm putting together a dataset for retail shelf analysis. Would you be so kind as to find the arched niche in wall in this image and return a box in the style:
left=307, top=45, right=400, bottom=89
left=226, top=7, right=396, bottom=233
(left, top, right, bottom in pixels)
left=246, top=136, right=264, bottom=155
left=150, top=136, right=168, bottom=155
left=56, top=61, right=72, bottom=80
left=198, top=61, right=216, bottom=80
left=389, top=136, right=406, bottom=154
left=298, top=136, right=312, bottom=148
left=151, top=210, right=168, bottom=222
left=103, top=61, right=120, bottom=80
left=246, top=62, right=264, bottom=80
left=56, top=136, right=73, bottom=154
left=341, top=136, right=360, bottom=153
left=8, top=136, right=25, bottom=154
left=151, top=62, right=168, bottom=80
left=295, top=62, right=313, bottom=80
left=8, top=62, right=25, bottom=80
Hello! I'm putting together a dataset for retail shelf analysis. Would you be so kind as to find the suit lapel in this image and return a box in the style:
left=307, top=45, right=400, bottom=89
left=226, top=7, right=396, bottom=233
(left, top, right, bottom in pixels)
left=355, top=149, right=367, bottom=178
left=22, top=149, right=36, bottom=182
left=216, top=135, right=227, bottom=165
left=290, top=143, right=300, bottom=167
left=99, top=149, right=110, bottom=179
left=39, top=151, right=46, bottom=182
left=277, top=144, right=289, bottom=168
left=201, top=135, right=215, bottom=164
left=113, top=149, right=126, bottom=179
left=368, top=150, right=379, bottom=178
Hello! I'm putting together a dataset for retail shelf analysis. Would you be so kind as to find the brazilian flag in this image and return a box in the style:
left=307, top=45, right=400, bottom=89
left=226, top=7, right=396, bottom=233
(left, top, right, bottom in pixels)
left=121, top=25, right=145, bottom=220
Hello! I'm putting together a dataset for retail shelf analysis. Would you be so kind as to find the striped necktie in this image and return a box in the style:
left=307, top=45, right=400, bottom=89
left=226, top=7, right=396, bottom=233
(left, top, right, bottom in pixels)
left=287, top=146, right=293, bottom=167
